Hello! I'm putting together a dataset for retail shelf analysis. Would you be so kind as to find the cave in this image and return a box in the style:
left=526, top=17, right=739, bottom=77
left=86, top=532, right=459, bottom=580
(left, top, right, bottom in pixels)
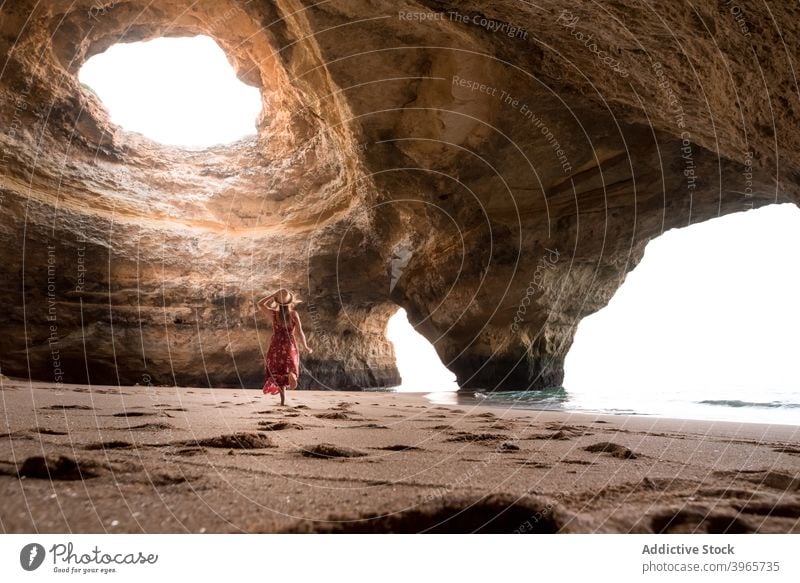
left=0, top=0, right=797, bottom=392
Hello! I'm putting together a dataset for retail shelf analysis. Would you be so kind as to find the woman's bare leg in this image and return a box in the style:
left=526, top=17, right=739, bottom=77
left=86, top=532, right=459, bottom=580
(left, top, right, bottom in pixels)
left=288, top=372, right=298, bottom=390
left=279, top=385, right=286, bottom=406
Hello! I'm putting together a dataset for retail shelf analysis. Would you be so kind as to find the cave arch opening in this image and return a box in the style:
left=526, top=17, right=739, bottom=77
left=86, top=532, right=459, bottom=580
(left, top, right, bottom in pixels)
left=385, top=307, right=458, bottom=393
left=78, top=35, right=262, bottom=148
left=563, top=203, right=800, bottom=424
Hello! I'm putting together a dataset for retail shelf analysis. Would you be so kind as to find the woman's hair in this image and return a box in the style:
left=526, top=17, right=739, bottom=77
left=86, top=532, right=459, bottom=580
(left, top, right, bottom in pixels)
left=278, top=303, right=293, bottom=326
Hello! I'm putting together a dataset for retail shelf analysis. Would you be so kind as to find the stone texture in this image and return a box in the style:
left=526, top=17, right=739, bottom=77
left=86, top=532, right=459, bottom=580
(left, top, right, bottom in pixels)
left=0, top=0, right=798, bottom=390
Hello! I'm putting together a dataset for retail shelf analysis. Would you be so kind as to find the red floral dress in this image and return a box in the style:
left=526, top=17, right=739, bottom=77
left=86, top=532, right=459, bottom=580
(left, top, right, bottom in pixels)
left=262, top=309, right=299, bottom=394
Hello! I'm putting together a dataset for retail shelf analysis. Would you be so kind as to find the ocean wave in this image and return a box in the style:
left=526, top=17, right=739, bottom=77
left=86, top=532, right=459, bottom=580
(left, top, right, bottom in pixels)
left=697, top=399, right=800, bottom=409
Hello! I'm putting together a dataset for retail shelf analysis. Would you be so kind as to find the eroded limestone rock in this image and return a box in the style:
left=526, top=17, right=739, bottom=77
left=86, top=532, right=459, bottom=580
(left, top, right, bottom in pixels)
left=1, top=0, right=797, bottom=390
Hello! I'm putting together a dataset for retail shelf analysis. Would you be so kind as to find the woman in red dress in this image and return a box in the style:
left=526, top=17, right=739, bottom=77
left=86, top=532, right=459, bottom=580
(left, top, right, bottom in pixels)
left=256, top=289, right=312, bottom=405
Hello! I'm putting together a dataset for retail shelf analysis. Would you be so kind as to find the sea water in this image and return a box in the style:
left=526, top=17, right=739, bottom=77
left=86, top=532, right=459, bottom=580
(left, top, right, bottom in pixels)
left=402, top=383, right=800, bottom=426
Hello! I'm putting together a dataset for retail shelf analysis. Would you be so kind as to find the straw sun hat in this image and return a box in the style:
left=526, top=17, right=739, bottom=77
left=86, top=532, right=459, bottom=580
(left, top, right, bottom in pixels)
left=265, top=288, right=302, bottom=310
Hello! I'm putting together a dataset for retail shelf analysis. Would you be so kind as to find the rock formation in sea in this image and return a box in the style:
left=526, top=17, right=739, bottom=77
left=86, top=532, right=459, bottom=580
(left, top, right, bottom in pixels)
left=0, top=1, right=797, bottom=390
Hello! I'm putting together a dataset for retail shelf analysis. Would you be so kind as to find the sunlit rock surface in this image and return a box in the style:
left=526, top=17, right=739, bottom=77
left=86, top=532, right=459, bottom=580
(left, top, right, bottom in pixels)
left=0, top=0, right=797, bottom=389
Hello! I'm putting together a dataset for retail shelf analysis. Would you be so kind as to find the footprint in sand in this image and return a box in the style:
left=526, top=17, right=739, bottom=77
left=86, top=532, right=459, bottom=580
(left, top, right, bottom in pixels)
left=650, top=506, right=754, bottom=534
left=17, top=455, right=103, bottom=480
left=167, top=446, right=206, bottom=457
left=300, top=443, right=367, bottom=459
left=731, top=500, right=800, bottom=519
left=283, top=493, right=573, bottom=533
left=486, top=422, right=515, bottom=431
left=84, top=440, right=136, bottom=450
left=118, top=422, right=173, bottom=431
left=526, top=430, right=573, bottom=441
left=1, top=430, right=34, bottom=440
left=285, top=406, right=308, bottom=413
left=112, top=412, right=159, bottom=418
left=315, top=411, right=355, bottom=420
left=33, top=428, right=68, bottom=435
left=186, top=432, right=275, bottom=449
left=373, top=444, right=424, bottom=451
left=349, top=423, right=388, bottom=429
left=545, top=423, right=591, bottom=436
left=697, top=486, right=765, bottom=499
left=714, top=469, right=800, bottom=491
left=445, top=431, right=507, bottom=443
left=499, top=442, right=520, bottom=451
left=517, top=460, right=551, bottom=468
left=142, top=472, right=195, bottom=486
left=583, top=442, right=638, bottom=459
left=257, top=421, right=304, bottom=431
left=41, top=404, right=93, bottom=411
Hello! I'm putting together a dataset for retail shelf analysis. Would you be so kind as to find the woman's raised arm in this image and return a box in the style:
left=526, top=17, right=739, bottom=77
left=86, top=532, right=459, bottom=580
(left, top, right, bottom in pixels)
left=292, top=311, right=312, bottom=353
left=256, top=292, right=279, bottom=312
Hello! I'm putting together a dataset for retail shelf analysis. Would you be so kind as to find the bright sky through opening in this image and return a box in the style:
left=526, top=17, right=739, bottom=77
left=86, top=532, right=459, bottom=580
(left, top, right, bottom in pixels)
left=565, top=203, right=800, bottom=402
left=386, top=308, right=458, bottom=392
left=79, top=36, right=261, bottom=148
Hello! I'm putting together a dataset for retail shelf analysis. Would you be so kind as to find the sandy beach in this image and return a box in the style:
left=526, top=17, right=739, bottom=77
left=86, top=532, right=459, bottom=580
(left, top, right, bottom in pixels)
left=1, top=379, right=798, bottom=533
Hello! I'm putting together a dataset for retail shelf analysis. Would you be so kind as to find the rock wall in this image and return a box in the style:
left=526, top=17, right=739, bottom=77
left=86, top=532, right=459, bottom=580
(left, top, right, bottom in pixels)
left=1, top=0, right=798, bottom=390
